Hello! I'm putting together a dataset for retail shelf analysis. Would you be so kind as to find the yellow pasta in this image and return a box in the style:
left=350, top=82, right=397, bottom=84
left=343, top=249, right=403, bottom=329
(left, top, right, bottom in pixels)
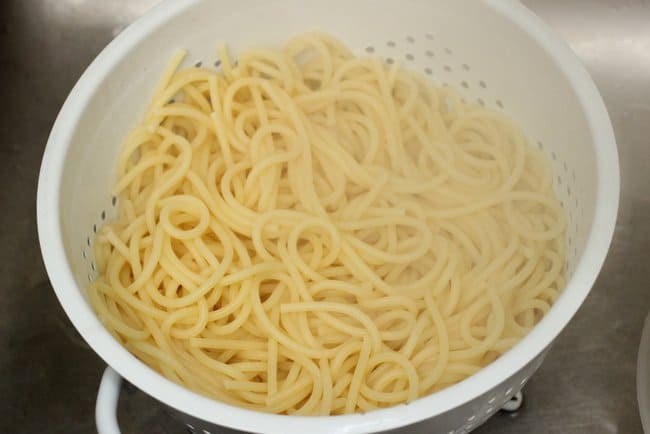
left=88, top=32, right=565, bottom=415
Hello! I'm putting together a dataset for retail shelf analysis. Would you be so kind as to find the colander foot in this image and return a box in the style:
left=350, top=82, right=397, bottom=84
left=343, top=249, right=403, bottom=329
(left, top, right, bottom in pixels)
left=500, top=391, right=524, bottom=412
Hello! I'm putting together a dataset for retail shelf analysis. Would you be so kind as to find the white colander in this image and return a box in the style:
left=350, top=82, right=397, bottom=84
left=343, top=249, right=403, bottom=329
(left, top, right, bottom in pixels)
left=36, top=0, right=619, bottom=433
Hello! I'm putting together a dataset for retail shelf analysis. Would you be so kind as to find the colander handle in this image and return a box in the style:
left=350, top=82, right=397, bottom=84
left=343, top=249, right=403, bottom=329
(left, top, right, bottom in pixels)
left=96, top=367, right=123, bottom=434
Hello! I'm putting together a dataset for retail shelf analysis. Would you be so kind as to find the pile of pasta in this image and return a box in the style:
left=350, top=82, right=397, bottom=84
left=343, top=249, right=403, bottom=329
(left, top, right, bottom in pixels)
left=89, top=33, right=565, bottom=415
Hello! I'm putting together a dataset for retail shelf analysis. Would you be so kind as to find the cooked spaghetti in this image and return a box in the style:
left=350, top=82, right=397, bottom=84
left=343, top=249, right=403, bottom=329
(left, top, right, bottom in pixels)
left=88, top=32, right=565, bottom=415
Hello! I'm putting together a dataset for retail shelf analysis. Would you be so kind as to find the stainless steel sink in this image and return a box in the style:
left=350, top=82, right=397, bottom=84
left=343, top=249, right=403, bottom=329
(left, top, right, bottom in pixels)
left=1, top=1, right=647, bottom=432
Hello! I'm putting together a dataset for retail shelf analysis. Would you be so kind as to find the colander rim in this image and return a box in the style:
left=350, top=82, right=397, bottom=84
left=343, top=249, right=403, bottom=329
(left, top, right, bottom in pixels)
left=36, top=0, right=619, bottom=433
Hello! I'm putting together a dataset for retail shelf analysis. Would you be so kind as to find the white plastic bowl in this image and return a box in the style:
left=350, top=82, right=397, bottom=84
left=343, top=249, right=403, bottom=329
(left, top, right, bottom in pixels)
left=37, top=0, right=619, bottom=433
left=638, top=312, right=650, bottom=433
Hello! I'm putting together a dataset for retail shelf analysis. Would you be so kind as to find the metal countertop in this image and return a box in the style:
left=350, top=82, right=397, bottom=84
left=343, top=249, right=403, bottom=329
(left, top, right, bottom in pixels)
left=1, top=1, right=648, bottom=433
